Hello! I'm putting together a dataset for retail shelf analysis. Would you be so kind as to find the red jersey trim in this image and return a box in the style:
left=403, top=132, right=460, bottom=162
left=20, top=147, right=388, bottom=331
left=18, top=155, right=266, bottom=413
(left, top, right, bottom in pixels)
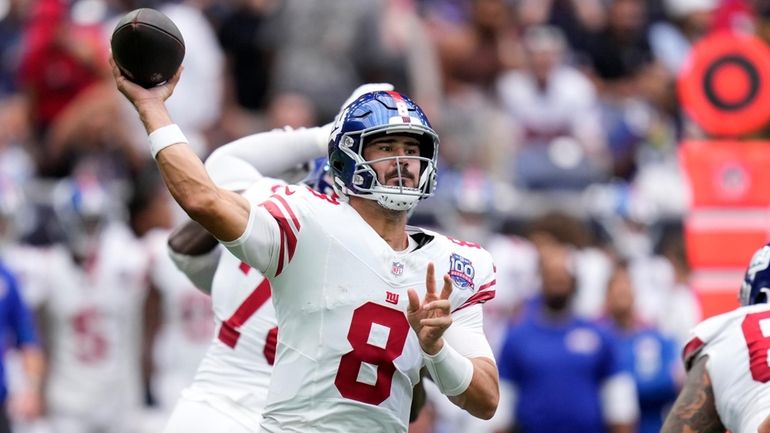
left=682, top=336, right=705, bottom=371
left=262, top=199, right=299, bottom=276
left=452, top=280, right=497, bottom=313
left=273, top=194, right=301, bottom=232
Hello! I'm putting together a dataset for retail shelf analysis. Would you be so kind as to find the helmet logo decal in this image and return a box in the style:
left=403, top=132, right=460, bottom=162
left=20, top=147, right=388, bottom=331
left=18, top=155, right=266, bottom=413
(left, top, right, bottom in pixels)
left=387, top=91, right=412, bottom=124
left=748, top=246, right=770, bottom=280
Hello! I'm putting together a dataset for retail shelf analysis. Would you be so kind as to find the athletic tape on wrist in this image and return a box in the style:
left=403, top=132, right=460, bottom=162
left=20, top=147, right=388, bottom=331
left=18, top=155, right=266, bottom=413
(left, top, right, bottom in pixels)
left=149, top=124, right=188, bottom=159
left=423, top=341, right=474, bottom=396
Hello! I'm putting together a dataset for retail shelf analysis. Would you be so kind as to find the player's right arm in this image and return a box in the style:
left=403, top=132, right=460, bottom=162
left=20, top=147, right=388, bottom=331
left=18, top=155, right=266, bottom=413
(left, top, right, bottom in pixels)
left=660, top=356, right=725, bottom=433
left=111, top=58, right=250, bottom=242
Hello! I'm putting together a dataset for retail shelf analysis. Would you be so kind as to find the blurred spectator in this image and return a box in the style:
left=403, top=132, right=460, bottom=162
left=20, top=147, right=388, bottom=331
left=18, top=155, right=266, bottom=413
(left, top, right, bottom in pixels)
left=602, top=260, right=682, bottom=433
left=583, top=0, right=654, bottom=96
left=515, top=0, right=606, bottom=54
left=160, top=0, right=225, bottom=155
left=17, top=0, right=142, bottom=178
left=649, top=0, right=717, bottom=76
left=494, top=239, right=638, bottom=433
left=215, top=0, right=280, bottom=138
left=0, top=0, right=30, bottom=97
left=426, top=0, right=519, bottom=94
left=267, top=0, right=440, bottom=123
left=629, top=224, right=700, bottom=346
left=527, top=211, right=614, bottom=319
left=433, top=89, right=514, bottom=178
left=496, top=25, right=608, bottom=190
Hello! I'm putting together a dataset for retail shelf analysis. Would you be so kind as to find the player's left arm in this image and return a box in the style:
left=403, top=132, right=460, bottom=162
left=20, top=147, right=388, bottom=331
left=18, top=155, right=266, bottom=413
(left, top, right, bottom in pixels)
left=407, top=263, right=499, bottom=420
left=660, top=355, right=725, bottom=433
left=443, top=305, right=499, bottom=419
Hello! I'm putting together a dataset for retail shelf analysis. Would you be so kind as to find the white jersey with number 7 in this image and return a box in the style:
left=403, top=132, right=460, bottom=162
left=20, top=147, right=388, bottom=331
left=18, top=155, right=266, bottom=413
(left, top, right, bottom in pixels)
left=683, top=303, right=770, bottom=433
left=222, top=179, right=497, bottom=433
left=175, top=181, right=286, bottom=431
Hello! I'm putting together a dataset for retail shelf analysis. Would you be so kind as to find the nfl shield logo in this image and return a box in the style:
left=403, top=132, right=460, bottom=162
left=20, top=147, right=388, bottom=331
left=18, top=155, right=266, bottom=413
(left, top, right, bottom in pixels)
left=391, top=261, right=404, bottom=276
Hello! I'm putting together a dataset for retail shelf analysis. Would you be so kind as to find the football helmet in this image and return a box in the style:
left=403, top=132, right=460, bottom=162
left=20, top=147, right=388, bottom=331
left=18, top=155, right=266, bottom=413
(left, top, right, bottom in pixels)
left=328, top=91, right=439, bottom=211
left=740, top=243, right=770, bottom=306
left=53, top=173, right=121, bottom=258
left=302, top=157, right=335, bottom=196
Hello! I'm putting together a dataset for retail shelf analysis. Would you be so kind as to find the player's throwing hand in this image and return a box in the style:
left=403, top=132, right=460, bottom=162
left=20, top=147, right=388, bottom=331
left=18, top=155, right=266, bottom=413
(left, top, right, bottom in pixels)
left=109, top=53, right=182, bottom=108
left=407, top=262, right=453, bottom=355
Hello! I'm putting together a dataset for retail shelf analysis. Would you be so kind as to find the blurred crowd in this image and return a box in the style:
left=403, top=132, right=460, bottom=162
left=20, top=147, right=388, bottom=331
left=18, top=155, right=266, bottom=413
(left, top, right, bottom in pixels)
left=1, top=0, right=769, bottom=432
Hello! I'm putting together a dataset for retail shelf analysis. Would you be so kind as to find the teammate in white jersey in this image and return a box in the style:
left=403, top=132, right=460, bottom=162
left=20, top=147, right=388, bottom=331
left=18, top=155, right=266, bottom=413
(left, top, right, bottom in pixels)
left=661, top=242, right=770, bottom=433
left=112, top=61, right=500, bottom=432
left=29, top=175, right=150, bottom=433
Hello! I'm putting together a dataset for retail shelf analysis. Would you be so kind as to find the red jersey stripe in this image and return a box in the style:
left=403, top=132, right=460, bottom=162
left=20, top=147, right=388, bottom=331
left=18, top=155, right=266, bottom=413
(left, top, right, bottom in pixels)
left=682, top=336, right=705, bottom=371
left=273, top=194, right=301, bottom=232
left=262, top=200, right=299, bottom=276
left=452, top=289, right=496, bottom=313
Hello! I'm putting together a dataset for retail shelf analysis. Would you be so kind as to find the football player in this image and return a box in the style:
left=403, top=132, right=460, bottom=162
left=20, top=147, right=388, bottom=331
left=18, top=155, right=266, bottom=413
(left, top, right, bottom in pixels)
left=661, top=242, right=770, bottom=433
left=112, top=59, right=500, bottom=432
left=161, top=85, right=385, bottom=433
left=31, top=174, right=150, bottom=433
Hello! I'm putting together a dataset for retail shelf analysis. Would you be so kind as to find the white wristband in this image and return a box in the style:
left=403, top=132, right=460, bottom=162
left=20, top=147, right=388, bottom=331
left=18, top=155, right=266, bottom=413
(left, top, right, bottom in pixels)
left=423, top=341, right=474, bottom=397
left=149, top=124, right=188, bottom=159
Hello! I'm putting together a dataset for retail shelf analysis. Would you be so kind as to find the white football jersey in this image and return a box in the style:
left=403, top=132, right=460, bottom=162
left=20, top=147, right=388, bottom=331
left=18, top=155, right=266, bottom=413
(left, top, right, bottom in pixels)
left=223, top=182, right=497, bottom=433
left=683, top=303, right=770, bottom=433
left=22, top=224, right=149, bottom=420
left=177, top=181, right=286, bottom=431
left=145, top=229, right=215, bottom=410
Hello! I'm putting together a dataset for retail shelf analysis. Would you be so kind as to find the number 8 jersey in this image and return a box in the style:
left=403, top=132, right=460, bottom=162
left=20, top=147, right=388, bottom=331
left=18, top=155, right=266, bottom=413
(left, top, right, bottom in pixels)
left=683, top=303, right=770, bottom=433
left=222, top=181, right=497, bottom=433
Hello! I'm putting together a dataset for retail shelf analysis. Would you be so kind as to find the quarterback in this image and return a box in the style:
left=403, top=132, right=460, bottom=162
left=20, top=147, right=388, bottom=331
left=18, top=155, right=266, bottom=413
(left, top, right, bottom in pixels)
left=111, top=59, right=499, bottom=432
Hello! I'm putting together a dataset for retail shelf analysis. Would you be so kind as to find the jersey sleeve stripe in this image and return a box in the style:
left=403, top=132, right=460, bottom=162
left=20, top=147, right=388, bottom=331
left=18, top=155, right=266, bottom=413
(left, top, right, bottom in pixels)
left=452, top=281, right=497, bottom=313
left=219, top=278, right=272, bottom=348
left=478, top=279, right=496, bottom=292
left=682, top=336, right=705, bottom=371
left=272, top=194, right=301, bottom=232
left=261, top=199, right=299, bottom=276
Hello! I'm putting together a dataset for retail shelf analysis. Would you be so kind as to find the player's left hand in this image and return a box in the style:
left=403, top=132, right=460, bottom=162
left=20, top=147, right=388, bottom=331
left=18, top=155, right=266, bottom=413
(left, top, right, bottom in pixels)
left=407, top=262, right=452, bottom=355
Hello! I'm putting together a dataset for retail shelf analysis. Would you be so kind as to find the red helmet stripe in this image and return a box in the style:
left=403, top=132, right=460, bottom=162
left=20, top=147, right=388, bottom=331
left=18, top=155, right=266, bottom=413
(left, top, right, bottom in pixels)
left=386, top=91, right=411, bottom=124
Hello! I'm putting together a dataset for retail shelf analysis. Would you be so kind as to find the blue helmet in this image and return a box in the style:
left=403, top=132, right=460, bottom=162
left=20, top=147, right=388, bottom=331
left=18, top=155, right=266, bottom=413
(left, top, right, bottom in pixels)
left=302, top=157, right=335, bottom=196
left=740, top=243, right=770, bottom=306
left=328, top=90, right=439, bottom=211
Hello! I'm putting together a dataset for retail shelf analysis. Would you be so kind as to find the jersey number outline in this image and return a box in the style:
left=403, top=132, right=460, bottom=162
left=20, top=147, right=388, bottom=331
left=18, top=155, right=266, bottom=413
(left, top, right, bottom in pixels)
left=218, top=262, right=278, bottom=365
left=334, top=302, right=410, bottom=405
left=71, top=308, right=108, bottom=363
left=742, top=310, right=770, bottom=382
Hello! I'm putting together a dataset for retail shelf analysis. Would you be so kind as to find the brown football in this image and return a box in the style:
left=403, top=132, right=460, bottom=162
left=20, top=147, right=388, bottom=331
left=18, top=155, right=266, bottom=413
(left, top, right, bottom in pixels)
left=110, top=8, right=185, bottom=88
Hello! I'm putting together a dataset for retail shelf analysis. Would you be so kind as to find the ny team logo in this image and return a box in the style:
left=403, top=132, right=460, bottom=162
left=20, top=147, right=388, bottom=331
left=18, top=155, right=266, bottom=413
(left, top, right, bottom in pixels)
left=386, top=291, right=400, bottom=305
left=449, top=253, right=475, bottom=291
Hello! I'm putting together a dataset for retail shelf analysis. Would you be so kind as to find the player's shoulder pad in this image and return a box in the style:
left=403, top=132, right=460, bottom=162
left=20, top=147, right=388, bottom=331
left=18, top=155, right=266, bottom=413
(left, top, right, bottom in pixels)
left=421, top=228, right=497, bottom=313
left=682, top=306, right=754, bottom=370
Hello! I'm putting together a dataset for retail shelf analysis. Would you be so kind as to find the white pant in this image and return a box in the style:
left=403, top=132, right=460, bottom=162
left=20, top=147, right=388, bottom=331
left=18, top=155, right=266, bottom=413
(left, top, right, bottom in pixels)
left=162, top=398, right=255, bottom=433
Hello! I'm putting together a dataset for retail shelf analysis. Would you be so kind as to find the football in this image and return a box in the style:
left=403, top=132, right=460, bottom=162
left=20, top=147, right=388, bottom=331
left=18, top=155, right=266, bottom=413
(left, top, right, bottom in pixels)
left=110, top=8, right=185, bottom=88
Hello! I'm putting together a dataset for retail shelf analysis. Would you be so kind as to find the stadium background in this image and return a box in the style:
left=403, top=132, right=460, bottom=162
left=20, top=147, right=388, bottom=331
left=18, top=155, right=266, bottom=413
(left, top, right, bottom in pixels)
left=0, top=0, right=768, bottom=432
